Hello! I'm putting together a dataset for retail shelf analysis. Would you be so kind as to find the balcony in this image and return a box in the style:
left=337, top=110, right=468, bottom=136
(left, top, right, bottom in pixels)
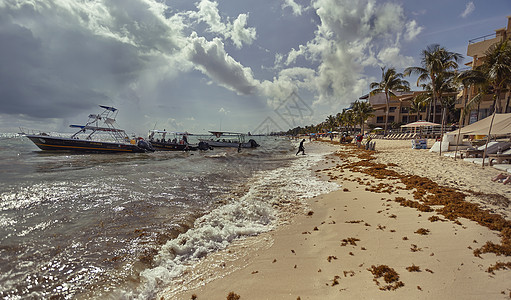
left=467, top=31, right=505, bottom=58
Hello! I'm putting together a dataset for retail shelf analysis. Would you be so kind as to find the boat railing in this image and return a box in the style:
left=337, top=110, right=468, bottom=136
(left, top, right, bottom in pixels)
left=19, top=127, right=67, bottom=138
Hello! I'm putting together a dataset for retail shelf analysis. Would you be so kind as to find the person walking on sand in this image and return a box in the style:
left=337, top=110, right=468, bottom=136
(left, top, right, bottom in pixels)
left=296, top=139, right=306, bottom=155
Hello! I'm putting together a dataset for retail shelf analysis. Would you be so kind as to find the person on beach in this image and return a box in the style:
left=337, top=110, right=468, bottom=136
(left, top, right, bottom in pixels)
left=355, top=134, right=363, bottom=147
left=296, top=139, right=305, bottom=155
left=492, top=173, right=511, bottom=184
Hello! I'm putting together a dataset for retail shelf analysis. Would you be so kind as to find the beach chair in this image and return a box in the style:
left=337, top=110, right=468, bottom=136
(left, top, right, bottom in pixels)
left=460, top=141, right=507, bottom=158
left=488, top=148, right=511, bottom=166
left=492, top=164, right=511, bottom=173
left=464, top=157, right=492, bottom=166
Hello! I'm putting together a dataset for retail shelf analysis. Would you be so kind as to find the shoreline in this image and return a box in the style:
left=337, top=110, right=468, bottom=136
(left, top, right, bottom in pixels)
left=166, top=139, right=511, bottom=300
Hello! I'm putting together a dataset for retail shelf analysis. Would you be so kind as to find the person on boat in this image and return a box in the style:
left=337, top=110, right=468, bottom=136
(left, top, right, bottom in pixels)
left=182, top=135, right=188, bottom=145
left=296, top=139, right=306, bottom=155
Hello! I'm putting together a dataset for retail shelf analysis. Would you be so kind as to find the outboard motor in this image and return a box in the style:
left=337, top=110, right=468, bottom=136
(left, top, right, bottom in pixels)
left=137, top=139, right=155, bottom=152
left=197, top=141, right=211, bottom=151
left=248, top=139, right=259, bottom=148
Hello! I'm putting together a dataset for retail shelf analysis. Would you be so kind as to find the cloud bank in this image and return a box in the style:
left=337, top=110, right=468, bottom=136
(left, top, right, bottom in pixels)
left=0, top=0, right=423, bottom=131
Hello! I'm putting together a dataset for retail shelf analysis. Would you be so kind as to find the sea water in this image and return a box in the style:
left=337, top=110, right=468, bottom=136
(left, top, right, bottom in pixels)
left=0, top=133, right=339, bottom=299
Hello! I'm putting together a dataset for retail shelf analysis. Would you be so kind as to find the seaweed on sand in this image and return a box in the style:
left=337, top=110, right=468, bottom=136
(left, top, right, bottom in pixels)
left=367, top=265, right=404, bottom=291
left=335, top=145, right=511, bottom=259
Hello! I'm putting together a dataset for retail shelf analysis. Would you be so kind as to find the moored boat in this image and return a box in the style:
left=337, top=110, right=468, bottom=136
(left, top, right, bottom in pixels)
left=22, top=105, right=154, bottom=153
left=148, top=130, right=211, bottom=151
left=199, top=131, right=259, bottom=148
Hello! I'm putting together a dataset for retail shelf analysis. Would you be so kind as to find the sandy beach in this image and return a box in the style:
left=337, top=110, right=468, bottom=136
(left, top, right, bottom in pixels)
left=165, top=138, right=511, bottom=300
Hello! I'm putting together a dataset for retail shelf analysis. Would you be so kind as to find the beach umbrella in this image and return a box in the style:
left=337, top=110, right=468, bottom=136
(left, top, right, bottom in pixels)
left=373, top=127, right=383, bottom=130
left=401, top=121, right=441, bottom=138
left=400, top=121, right=441, bottom=127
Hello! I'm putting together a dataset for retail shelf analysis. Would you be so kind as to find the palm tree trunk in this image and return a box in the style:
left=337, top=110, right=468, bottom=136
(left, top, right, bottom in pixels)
left=384, top=92, right=390, bottom=135
left=482, top=110, right=497, bottom=169
left=432, top=94, right=437, bottom=123
left=426, top=101, right=431, bottom=122
left=454, top=105, right=467, bottom=161
left=439, top=106, right=446, bottom=156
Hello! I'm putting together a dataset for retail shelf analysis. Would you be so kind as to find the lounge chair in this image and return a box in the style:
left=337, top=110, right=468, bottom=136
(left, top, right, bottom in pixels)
left=460, top=141, right=510, bottom=158
left=488, top=148, right=511, bottom=166
left=493, top=164, right=511, bottom=173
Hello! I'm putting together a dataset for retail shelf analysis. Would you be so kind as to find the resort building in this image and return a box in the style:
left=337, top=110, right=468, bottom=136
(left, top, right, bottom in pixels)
left=361, top=91, right=441, bottom=129
left=457, top=16, right=511, bottom=125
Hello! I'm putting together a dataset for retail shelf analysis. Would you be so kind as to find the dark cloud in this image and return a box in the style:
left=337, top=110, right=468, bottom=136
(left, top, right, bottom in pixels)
left=0, top=5, right=148, bottom=119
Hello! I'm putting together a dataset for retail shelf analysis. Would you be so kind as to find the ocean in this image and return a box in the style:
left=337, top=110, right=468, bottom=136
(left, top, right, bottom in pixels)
left=0, top=133, right=339, bottom=299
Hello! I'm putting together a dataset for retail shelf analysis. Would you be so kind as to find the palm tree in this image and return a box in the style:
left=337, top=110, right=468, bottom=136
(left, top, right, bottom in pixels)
left=343, top=109, right=356, bottom=134
left=404, top=44, right=463, bottom=123
left=370, top=67, right=410, bottom=135
left=352, top=100, right=375, bottom=133
left=325, top=115, right=338, bottom=132
left=479, top=39, right=511, bottom=113
left=456, top=68, right=488, bottom=124
left=410, top=92, right=429, bottom=122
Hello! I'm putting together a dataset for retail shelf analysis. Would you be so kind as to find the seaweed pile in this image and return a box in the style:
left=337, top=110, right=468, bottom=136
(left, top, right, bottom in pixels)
left=331, top=144, right=511, bottom=259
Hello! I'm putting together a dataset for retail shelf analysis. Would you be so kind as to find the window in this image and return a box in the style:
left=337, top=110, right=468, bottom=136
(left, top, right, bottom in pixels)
left=377, top=116, right=384, bottom=123
left=389, top=107, right=396, bottom=112
left=401, top=107, right=409, bottom=113
left=388, top=116, right=395, bottom=122
left=402, top=116, right=408, bottom=123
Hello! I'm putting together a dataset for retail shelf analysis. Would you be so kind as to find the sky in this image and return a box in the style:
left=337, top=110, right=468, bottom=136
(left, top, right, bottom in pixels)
left=0, top=0, right=510, bottom=135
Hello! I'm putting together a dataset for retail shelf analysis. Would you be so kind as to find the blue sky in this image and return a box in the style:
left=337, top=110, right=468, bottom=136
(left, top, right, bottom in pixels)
left=0, top=0, right=510, bottom=135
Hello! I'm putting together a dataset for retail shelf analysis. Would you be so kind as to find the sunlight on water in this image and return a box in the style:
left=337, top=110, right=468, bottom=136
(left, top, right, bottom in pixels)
left=0, top=135, right=337, bottom=299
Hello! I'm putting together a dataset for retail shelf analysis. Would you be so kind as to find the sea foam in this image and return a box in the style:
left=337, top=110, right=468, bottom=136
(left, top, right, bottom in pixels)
left=122, top=148, right=340, bottom=299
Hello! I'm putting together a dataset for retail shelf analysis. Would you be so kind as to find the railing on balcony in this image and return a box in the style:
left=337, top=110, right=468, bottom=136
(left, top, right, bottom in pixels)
left=469, top=33, right=497, bottom=44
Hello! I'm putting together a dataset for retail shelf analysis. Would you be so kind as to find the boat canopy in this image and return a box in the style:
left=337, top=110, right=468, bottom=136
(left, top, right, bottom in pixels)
left=149, top=130, right=191, bottom=135
left=209, top=131, right=244, bottom=138
left=99, top=105, right=117, bottom=112
left=70, top=125, right=125, bottom=133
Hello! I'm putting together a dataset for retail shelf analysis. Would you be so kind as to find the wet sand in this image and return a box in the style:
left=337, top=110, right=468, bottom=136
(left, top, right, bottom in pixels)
left=165, top=138, right=511, bottom=300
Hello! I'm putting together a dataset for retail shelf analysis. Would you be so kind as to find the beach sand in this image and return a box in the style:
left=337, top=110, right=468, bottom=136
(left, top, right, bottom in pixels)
left=165, top=138, right=511, bottom=300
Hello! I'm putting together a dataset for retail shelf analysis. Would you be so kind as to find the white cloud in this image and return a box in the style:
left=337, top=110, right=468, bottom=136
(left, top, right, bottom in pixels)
left=405, top=20, right=423, bottom=41
left=461, top=2, right=475, bottom=18
left=184, top=33, right=259, bottom=95
left=377, top=47, right=414, bottom=68
left=231, top=14, right=257, bottom=49
left=263, top=0, right=420, bottom=110
left=189, top=0, right=256, bottom=49
left=282, top=0, right=303, bottom=16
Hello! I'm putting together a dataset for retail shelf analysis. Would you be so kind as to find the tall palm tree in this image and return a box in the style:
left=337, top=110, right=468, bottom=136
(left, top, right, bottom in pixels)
left=370, top=67, right=410, bottom=135
left=456, top=68, right=488, bottom=124
left=404, top=44, right=463, bottom=123
left=479, top=39, right=511, bottom=113
left=352, top=100, right=375, bottom=133
left=410, top=92, right=429, bottom=122
left=343, top=109, right=356, bottom=134
left=325, top=115, right=338, bottom=132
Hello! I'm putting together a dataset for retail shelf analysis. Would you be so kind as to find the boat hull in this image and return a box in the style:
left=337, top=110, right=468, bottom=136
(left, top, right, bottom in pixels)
left=25, top=135, right=146, bottom=153
left=200, top=140, right=259, bottom=148
left=150, top=141, right=210, bottom=151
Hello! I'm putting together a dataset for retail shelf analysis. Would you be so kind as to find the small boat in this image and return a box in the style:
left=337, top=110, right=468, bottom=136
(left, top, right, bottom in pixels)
left=148, top=130, right=211, bottom=151
left=22, top=105, right=154, bottom=153
left=199, top=131, right=259, bottom=148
